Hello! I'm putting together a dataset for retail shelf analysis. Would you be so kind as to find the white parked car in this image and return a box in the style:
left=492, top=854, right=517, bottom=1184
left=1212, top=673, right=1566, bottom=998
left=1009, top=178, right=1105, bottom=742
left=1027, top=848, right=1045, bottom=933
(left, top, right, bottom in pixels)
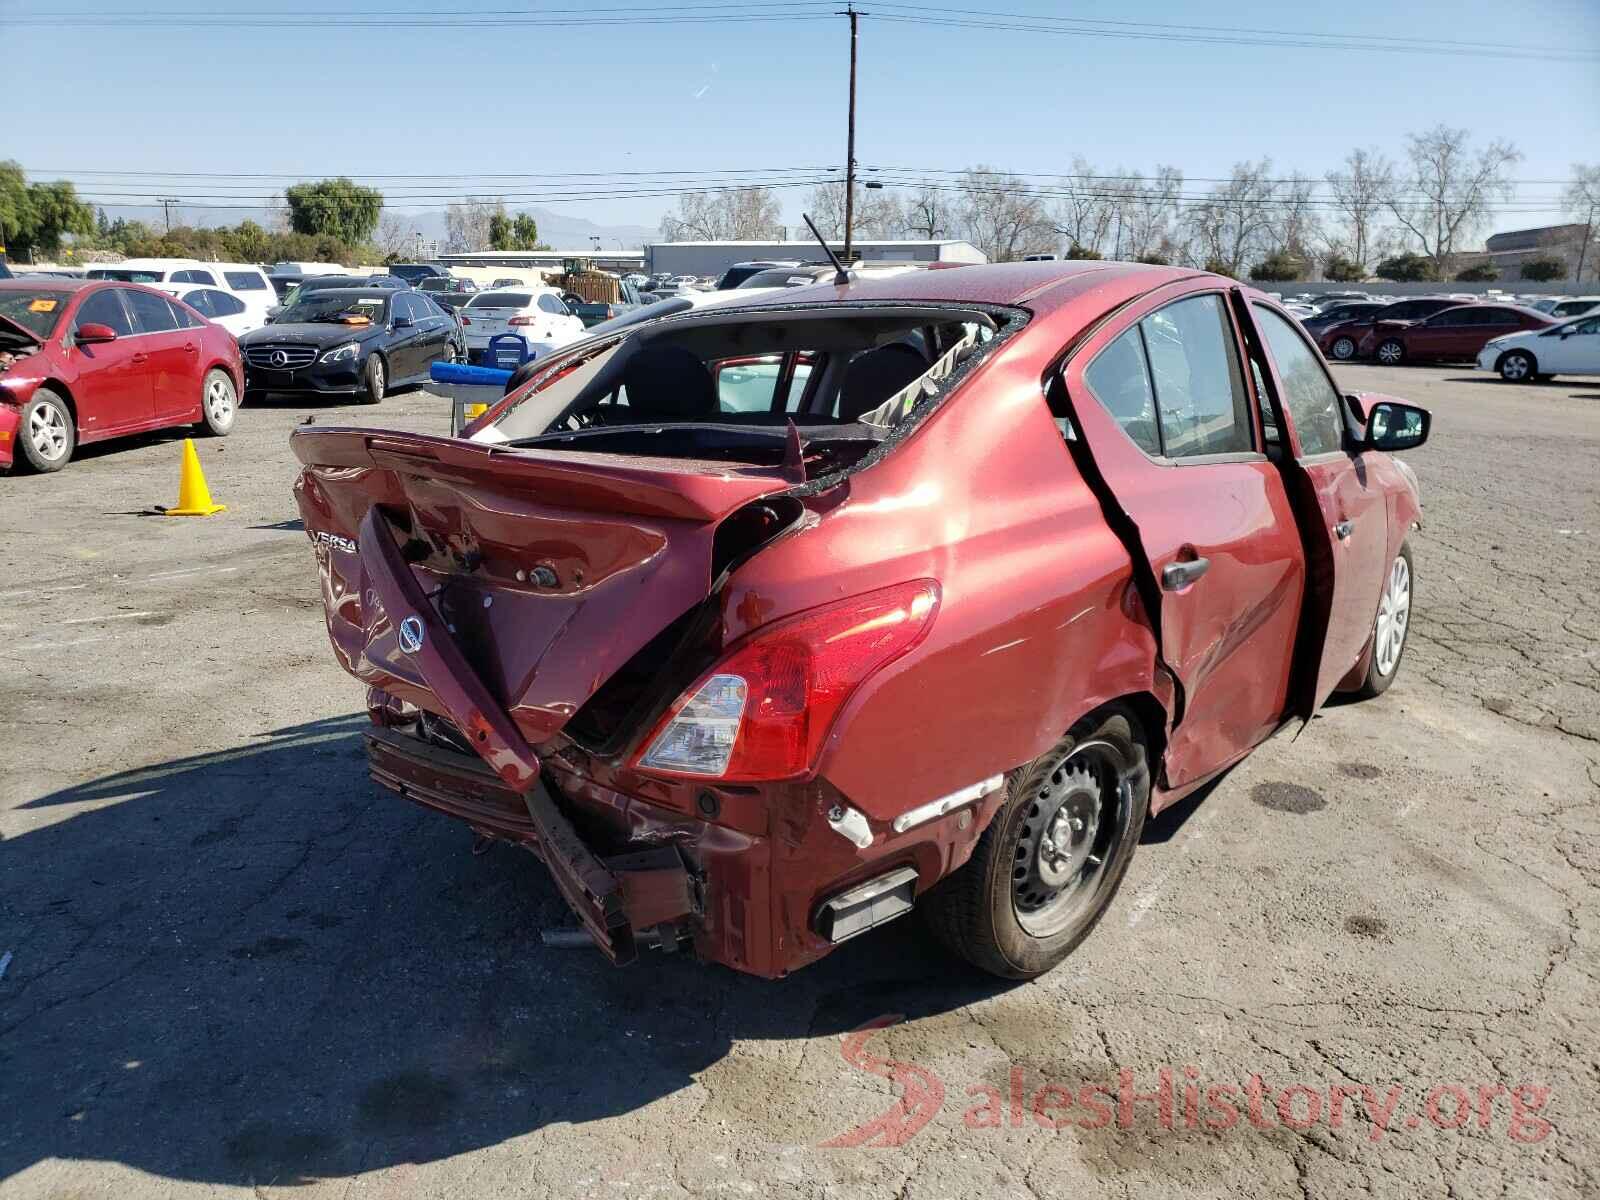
left=1547, top=295, right=1600, bottom=320
left=153, top=283, right=265, bottom=338
left=1477, top=313, right=1600, bottom=381
left=88, top=260, right=275, bottom=327
left=459, top=288, right=585, bottom=363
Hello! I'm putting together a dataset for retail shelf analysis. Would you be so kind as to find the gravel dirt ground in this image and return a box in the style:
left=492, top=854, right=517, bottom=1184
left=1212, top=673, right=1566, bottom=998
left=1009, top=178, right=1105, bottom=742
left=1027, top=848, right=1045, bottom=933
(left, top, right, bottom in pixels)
left=1, top=365, right=1596, bottom=1199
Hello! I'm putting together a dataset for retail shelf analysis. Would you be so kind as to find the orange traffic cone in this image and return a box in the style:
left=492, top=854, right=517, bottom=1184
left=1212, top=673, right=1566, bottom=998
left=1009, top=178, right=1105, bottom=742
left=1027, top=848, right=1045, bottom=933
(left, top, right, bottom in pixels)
left=164, top=438, right=226, bottom=517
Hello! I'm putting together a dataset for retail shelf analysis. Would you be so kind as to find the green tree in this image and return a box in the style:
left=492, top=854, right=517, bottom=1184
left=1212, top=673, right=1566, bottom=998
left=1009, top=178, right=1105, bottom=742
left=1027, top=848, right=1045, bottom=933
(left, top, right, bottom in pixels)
left=1136, top=252, right=1169, bottom=266
left=1203, top=257, right=1232, bottom=276
left=1065, top=243, right=1102, bottom=259
left=1519, top=257, right=1565, bottom=282
left=511, top=212, right=540, bottom=249
left=1322, top=254, right=1365, bottom=282
left=487, top=211, right=513, bottom=250
left=19, top=180, right=95, bottom=257
left=1249, top=251, right=1304, bottom=282
left=0, top=161, right=31, bottom=255
left=1375, top=252, right=1436, bottom=282
left=1454, top=263, right=1498, bottom=282
left=283, top=177, right=383, bottom=245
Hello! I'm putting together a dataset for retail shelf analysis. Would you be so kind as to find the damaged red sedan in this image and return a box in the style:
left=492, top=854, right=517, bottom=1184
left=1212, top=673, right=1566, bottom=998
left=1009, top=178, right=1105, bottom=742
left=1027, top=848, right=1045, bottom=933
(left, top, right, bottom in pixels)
left=290, top=261, right=1429, bottom=980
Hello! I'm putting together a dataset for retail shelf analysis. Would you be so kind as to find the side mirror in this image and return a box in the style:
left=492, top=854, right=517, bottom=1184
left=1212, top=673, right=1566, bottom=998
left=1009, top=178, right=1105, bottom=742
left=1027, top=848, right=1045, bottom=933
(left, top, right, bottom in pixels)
left=393, top=315, right=414, bottom=329
left=75, top=322, right=118, bottom=345
left=1364, top=400, right=1429, bottom=453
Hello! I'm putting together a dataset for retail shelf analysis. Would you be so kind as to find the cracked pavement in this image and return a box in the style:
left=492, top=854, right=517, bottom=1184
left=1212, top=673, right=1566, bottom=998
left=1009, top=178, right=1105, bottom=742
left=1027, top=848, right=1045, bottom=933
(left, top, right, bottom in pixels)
left=1, top=367, right=1596, bottom=1198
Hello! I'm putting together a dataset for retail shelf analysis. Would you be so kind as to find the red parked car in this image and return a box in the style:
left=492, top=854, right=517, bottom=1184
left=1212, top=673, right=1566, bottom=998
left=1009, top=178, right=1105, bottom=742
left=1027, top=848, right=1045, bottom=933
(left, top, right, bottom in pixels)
left=291, top=261, right=1429, bottom=980
left=1362, top=302, right=1555, bottom=365
left=1316, top=296, right=1470, bottom=361
left=0, top=279, right=242, bottom=473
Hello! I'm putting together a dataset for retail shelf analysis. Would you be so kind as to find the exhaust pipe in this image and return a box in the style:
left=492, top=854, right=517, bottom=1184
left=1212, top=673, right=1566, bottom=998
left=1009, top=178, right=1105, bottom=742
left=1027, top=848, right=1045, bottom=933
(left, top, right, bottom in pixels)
left=814, top=866, right=919, bottom=944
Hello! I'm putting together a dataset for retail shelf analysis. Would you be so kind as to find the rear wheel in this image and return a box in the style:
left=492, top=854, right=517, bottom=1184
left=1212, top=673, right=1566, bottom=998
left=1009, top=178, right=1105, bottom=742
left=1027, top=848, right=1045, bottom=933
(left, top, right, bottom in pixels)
left=17, top=387, right=76, bottom=473
left=1376, top=339, right=1405, bottom=366
left=1350, top=541, right=1413, bottom=699
left=922, top=707, right=1150, bottom=979
left=360, top=353, right=386, bottom=405
left=1329, top=335, right=1358, bottom=361
left=1498, top=350, right=1536, bottom=382
left=196, top=369, right=236, bottom=436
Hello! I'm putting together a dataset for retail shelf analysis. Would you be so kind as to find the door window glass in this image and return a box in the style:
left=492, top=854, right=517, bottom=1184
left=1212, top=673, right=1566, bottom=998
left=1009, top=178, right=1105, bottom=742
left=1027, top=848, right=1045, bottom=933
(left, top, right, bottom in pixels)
left=537, top=294, right=567, bottom=315
left=1083, top=325, right=1160, bottom=456
left=1254, top=305, right=1345, bottom=457
left=182, top=289, right=215, bottom=317
left=1139, top=293, right=1253, bottom=457
left=209, top=291, right=247, bottom=317
left=170, top=299, right=204, bottom=329
left=126, top=288, right=179, bottom=334
left=224, top=271, right=267, bottom=291
left=75, top=289, right=134, bottom=336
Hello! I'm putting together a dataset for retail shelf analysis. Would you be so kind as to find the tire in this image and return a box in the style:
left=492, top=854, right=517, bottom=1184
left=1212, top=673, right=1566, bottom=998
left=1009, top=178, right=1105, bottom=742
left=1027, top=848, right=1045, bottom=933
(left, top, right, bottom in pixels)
left=360, top=353, right=386, bottom=405
left=1329, top=336, right=1358, bottom=361
left=1350, top=540, right=1413, bottom=699
left=16, top=386, right=76, bottom=473
left=1376, top=339, right=1405, bottom=366
left=1498, top=350, right=1536, bottom=382
left=196, top=368, right=237, bottom=437
left=922, top=707, right=1151, bottom=979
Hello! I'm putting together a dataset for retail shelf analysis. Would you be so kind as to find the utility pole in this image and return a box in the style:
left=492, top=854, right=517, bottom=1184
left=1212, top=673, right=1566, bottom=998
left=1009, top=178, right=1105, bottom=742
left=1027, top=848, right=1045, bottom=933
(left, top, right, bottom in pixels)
left=840, top=4, right=859, bottom=263
left=159, top=197, right=179, bottom=233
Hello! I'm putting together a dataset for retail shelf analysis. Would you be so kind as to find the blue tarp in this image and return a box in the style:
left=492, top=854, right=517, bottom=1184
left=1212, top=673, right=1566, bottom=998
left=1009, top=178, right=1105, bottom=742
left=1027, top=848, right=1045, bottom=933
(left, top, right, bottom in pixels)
left=430, top=361, right=512, bottom=386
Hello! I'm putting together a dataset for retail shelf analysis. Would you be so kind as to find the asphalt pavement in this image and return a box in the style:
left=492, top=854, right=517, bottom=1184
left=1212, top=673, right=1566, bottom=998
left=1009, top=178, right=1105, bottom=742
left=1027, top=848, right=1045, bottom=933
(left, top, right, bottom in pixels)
left=1, top=365, right=1596, bottom=1198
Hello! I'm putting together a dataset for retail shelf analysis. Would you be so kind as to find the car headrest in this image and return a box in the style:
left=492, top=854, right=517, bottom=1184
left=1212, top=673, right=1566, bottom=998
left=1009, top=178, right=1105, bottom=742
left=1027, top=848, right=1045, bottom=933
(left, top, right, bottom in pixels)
left=838, top=343, right=929, bottom=422
left=621, top=343, right=717, bottom=419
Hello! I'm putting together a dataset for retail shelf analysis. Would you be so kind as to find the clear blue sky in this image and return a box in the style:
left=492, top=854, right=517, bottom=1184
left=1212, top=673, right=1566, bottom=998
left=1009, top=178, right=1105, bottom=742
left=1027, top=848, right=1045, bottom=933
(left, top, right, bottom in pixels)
left=5, top=0, right=1597, bottom=237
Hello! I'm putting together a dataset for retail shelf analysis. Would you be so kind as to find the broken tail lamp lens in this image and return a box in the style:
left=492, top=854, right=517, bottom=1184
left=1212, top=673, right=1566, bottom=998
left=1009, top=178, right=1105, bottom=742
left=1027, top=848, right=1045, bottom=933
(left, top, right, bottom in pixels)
left=635, top=580, right=940, bottom=781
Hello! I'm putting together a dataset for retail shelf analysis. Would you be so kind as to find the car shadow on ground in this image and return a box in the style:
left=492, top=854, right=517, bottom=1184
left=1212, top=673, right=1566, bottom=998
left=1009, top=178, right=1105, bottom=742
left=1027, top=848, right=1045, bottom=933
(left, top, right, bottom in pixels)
left=0, top=716, right=1014, bottom=1187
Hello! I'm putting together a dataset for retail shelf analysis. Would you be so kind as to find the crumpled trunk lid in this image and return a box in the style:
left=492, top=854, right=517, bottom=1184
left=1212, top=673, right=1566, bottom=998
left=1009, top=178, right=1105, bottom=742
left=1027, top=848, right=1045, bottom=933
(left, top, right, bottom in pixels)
left=291, top=427, right=795, bottom=778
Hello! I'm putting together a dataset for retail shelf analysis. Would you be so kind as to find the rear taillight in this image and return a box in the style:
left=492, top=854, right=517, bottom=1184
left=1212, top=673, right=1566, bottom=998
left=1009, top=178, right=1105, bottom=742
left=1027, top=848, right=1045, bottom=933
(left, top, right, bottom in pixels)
left=509, top=316, right=536, bottom=327
left=633, top=580, right=939, bottom=782
left=460, top=316, right=472, bottom=325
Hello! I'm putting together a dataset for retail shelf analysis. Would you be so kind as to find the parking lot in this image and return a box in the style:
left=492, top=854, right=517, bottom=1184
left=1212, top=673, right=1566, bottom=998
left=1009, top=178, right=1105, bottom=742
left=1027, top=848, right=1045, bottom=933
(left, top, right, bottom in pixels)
left=0, top=364, right=1596, bottom=1197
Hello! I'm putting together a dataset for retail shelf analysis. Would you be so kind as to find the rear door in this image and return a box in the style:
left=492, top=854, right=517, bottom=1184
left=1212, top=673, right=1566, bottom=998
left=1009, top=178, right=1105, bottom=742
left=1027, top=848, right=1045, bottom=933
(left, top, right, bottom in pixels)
left=1403, top=310, right=1461, bottom=360
left=124, top=288, right=198, bottom=421
left=1246, top=300, right=1391, bottom=715
left=1063, top=284, right=1308, bottom=788
left=407, top=292, right=450, bottom=370
left=66, top=288, right=148, bottom=438
left=1540, top=315, right=1600, bottom=373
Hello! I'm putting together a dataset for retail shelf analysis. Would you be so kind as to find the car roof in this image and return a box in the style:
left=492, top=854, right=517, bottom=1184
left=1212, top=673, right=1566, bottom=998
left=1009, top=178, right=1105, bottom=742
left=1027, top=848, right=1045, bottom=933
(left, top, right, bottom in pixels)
left=289, top=287, right=391, bottom=300
left=0, top=278, right=96, bottom=293
left=704, top=260, right=1200, bottom=316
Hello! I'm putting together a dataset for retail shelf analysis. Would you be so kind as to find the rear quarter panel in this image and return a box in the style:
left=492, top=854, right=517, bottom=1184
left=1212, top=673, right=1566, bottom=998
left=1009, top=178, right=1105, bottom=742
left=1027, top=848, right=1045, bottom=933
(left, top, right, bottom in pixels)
left=720, top=320, right=1164, bottom=824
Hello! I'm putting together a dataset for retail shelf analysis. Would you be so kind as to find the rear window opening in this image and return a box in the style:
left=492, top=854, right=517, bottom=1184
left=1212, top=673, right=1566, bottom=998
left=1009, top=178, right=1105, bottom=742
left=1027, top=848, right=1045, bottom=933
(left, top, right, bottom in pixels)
left=475, top=302, right=1021, bottom=477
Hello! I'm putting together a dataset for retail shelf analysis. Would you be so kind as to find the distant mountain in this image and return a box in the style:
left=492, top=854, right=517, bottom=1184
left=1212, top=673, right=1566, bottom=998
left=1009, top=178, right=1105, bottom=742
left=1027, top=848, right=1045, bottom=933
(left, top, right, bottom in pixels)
left=402, top=206, right=659, bottom=251
left=92, top=203, right=659, bottom=251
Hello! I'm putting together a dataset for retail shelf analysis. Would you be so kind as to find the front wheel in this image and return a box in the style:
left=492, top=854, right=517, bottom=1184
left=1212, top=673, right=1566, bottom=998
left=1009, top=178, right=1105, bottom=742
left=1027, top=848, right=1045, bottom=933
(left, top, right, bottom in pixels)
left=1376, top=339, right=1405, bottom=366
left=17, top=387, right=76, bottom=472
left=1350, top=541, right=1413, bottom=699
left=1329, top=335, right=1357, bottom=361
left=922, top=707, right=1151, bottom=979
left=197, top=368, right=237, bottom=436
left=1498, top=350, right=1535, bottom=382
left=360, top=353, right=386, bottom=405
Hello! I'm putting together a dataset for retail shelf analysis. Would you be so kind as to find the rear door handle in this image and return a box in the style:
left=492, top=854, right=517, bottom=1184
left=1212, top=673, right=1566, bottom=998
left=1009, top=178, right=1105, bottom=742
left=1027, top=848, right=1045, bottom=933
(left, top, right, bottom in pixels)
left=183, top=343, right=198, bottom=354
left=1161, top=557, right=1210, bottom=590
left=1334, top=520, right=1353, bottom=540
left=130, top=352, right=149, bottom=364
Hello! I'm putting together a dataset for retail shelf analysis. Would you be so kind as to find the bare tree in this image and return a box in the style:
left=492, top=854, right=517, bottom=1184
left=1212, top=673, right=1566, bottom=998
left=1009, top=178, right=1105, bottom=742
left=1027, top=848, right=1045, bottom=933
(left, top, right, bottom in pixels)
left=1183, top=159, right=1278, bottom=276
left=1387, top=125, right=1521, bottom=276
left=264, top=192, right=291, bottom=235
left=805, top=182, right=905, bottom=240
left=1324, top=147, right=1395, bottom=273
left=1269, top=173, right=1321, bottom=264
left=375, top=211, right=420, bottom=258
left=904, top=183, right=958, bottom=240
left=1050, top=157, right=1116, bottom=255
left=957, top=166, right=1051, bottom=262
left=660, top=186, right=784, bottom=241
left=444, top=197, right=501, bottom=253
left=1562, top=162, right=1600, bottom=282
left=1117, top=165, right=1184, bottom=260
